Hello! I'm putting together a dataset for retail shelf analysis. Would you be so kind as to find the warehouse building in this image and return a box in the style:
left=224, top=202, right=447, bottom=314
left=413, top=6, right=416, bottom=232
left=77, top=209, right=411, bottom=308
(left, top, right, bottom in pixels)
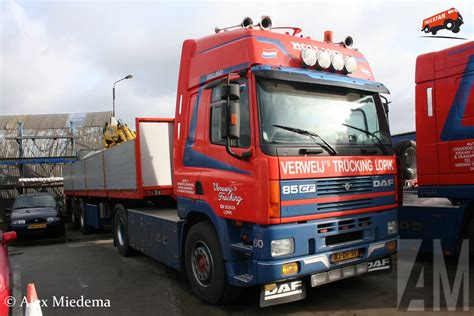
left=0, top=112, right=111, bottom=215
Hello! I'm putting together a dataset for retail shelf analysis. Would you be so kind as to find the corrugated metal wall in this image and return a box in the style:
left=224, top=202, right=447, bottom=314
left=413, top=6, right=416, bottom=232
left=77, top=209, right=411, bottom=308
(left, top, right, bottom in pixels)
left=0, top=112, right=112, bottom=210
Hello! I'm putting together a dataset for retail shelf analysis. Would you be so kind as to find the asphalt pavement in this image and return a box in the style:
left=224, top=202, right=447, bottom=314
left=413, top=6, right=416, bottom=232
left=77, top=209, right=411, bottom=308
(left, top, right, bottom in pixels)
left=7, top=227, right=474, bottom=315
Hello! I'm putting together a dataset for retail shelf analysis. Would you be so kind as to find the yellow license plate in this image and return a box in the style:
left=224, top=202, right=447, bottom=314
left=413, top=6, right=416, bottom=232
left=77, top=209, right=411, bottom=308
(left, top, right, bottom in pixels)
left=28, top=223, right=47, bottom=229
left=331, top=249, right=360, bottom=263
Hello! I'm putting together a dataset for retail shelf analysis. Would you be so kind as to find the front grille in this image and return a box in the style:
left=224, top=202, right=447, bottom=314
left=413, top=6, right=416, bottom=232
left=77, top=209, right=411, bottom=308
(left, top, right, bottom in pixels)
left=316, top=198, right=372, bottom=212
left=326, top=231, right=363, bottom=246
left=25, top=218, right=47, bottom=224
left=317, top=216, right=372, bottom=235
left=316, top=176, right=373, bottom=196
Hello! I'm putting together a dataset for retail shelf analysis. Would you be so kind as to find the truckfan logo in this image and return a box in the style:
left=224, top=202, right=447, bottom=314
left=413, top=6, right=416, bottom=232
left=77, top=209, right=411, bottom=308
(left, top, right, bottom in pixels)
left=421, top=7, right=466, bottom=39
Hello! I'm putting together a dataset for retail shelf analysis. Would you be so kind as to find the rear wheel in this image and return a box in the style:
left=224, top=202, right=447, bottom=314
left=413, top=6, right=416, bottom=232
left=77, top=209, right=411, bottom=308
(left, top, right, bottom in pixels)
left=423, top=26, right=430, bottom=33
left=185, top=221, right=241, bottom=304
left=79, top=199, right=92, bottom=234
left=452, top=27, right=460, bottom=33
left=114, top=205, right=135, bottom=257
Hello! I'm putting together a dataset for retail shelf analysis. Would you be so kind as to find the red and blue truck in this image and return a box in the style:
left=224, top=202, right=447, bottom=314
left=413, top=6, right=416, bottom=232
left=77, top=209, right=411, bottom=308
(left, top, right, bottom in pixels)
left=395, top=42, right=474, bottom=256
left=63, top=17, right=399, bottom=306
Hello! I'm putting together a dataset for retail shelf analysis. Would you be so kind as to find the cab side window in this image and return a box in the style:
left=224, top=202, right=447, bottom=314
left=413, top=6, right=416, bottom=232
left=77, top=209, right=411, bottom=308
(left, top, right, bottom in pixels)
left=210, top=79, right=251, bottom=148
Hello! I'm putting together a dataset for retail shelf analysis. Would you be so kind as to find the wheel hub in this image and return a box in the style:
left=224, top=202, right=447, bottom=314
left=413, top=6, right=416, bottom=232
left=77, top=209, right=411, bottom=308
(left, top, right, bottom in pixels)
left=191, top=241, right=214, bottom=287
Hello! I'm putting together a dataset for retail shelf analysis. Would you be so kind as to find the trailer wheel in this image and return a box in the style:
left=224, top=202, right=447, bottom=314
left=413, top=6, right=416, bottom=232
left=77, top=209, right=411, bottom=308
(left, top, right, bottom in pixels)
left=114, top=205, right=135, bottom=257
left=394, top=140, right=417, bottom=180
left=185, top=221, right=241, bottom=304
left=71, top=199, right=80, bottom=228
left=79, top=199, right=92, bottom=234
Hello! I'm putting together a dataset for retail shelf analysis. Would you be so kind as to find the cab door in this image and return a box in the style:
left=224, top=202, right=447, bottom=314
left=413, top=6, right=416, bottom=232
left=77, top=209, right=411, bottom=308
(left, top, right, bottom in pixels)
left=199, top=78, right=268, bottom=224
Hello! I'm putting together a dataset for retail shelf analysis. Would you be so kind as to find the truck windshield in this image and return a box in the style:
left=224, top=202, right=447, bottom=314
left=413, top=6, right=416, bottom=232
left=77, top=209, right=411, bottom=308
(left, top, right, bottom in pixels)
left=257, top=78, right=392, bottom=155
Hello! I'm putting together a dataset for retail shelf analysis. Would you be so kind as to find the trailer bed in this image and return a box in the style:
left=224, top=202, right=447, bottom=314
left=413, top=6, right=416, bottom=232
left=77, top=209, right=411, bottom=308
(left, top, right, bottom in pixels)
left=63, top=118, right=174, bottom=199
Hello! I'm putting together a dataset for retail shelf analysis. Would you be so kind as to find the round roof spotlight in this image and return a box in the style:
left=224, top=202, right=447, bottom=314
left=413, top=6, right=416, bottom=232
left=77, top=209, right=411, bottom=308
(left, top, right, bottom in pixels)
left=331, top=52, right=344, bottom=71
left=260, top=16, right=272, bottom=31
left=317, top=50, right=331, bottom=69
left=241, top=17, right=253, bottom=29
left=301, top=48, right=317, bottom=67
left=344, top=56, right=357, bottom=73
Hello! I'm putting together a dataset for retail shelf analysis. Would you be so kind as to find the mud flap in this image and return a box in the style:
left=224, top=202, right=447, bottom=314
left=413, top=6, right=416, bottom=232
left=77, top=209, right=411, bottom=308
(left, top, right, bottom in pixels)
left=367, top=256, right=392, bottom=274
left=260, top=279, right=306, bottom=307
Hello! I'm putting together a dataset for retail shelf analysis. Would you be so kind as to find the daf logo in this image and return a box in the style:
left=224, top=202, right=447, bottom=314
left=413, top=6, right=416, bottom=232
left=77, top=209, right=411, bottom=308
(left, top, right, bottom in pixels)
left=342, top=183, right=352, bottom=191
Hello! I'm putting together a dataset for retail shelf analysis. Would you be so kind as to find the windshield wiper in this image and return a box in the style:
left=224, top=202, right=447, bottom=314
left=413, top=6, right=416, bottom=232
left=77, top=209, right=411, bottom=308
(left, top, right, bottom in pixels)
left=342, top=123, right=390, bottom=155
left=273, top=124, right=338, bottom=156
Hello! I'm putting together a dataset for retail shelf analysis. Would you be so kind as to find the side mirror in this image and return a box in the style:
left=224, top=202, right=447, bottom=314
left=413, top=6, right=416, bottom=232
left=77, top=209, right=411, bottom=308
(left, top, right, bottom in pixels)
left=218, top=83, right=241, bottom=140
left=1, top=231, right=17, bottom=244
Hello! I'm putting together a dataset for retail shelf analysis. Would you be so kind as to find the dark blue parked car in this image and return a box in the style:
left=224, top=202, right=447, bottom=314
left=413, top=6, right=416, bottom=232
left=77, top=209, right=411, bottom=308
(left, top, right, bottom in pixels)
left=7, top=193, right=65, bottom=237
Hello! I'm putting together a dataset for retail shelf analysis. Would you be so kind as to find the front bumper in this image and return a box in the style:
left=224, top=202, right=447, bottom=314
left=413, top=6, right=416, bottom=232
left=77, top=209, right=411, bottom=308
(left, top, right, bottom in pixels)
left=255, top=237, right=397, bottom=284
left=10, top=220, right=64, bottom=235
left=229, top=209, right=398, bottom=286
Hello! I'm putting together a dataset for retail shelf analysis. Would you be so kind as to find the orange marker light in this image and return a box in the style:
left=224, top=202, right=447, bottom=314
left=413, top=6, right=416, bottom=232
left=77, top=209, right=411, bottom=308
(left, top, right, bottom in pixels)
left=269, top=181, right=281, bottom=218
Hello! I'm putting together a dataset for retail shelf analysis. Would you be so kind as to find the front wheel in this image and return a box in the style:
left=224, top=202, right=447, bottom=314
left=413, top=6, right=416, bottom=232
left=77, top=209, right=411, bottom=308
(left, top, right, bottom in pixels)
left=452, top=27, right=460, bottom=33
left=185, top=221, right=241, bottom=304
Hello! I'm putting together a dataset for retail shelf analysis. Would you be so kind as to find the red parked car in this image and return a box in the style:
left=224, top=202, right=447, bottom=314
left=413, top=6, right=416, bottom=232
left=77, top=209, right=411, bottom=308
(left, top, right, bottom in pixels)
left=0, top=230, right=17, bottom=316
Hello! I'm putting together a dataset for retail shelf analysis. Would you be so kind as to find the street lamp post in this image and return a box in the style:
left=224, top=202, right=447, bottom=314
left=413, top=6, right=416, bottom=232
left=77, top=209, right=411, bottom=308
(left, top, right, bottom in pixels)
left=112, top=74, right=133, bottom=117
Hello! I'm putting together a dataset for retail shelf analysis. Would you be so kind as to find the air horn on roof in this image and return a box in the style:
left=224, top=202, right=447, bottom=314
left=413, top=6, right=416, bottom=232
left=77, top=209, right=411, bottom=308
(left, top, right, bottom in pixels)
left=215, top=16, right=272, bottom=33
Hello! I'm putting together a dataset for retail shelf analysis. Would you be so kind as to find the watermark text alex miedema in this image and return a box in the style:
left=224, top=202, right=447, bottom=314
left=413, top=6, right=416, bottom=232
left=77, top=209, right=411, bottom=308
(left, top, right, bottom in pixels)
left=4, top=295, right=111, bottom=308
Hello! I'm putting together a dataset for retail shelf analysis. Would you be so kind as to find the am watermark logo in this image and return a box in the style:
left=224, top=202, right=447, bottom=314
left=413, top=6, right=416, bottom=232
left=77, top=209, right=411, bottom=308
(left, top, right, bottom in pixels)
left=397, top=239, right=470, bottom=311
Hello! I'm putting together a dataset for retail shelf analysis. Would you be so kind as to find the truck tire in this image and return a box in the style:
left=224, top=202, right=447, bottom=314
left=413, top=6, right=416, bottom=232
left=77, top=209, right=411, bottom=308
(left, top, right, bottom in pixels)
left=185, top=221, right=241, bottom=304
left=79, top=199, right=92, bottom=234
left=452, top=27, right=460, bottom=33
left=71, top=199, right=80, bottom=228
left=394, top=140, right=417, bottom=180
left=114, top=205, right=135, bottom=257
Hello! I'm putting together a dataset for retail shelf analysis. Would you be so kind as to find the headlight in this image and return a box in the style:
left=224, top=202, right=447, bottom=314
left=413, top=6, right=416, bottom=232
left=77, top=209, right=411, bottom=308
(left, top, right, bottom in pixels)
left=344, top=56, right=357, bottom=73
left=317, top=50, right=331, bottom=69
left=47, top=217, right=58, bottom=222
left=271, top=238, right=294, bottom=257
left=12, top=219, right=25, bottom=225
left=387, top=220, right=398, bottom=234
left=331, top=52, right=344, bottom=71
left=301, top=48, right=317, bottom=67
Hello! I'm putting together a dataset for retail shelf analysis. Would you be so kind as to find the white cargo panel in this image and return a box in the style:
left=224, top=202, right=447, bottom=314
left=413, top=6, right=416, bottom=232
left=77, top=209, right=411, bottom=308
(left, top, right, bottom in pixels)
left=139, top=121, right=173, bottom=187
left=85, top=152, right=105, bottom=190
left=63, top=164, right=73, bottom=190
left=71, top=160, right=86, bottom=190
left=104, top=140, right=137, bottom=190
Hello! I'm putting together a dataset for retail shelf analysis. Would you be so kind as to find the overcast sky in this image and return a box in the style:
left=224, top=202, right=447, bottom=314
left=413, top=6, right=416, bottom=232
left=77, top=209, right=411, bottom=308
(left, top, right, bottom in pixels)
left=0, top=0, right=472, bottom=134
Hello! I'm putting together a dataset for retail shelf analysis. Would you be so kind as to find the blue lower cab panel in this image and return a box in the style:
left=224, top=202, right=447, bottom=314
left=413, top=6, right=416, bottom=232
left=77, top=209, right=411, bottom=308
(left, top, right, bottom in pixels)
left=229, top=209, right=398, bottom=286
left=127, top=208, right=183, bottom=270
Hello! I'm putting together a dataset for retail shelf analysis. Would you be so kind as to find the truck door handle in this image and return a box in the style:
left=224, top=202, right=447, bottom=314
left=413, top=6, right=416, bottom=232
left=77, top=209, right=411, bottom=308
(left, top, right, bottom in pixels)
left=426, top=87, right=433, bottom=117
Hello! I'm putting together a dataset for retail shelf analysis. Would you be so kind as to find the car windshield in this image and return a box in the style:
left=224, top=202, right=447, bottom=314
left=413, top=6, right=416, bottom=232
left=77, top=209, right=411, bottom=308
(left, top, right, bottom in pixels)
left=257, top=78, right=392, bottom=154
left=13, top=195, right=56, bottom=210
